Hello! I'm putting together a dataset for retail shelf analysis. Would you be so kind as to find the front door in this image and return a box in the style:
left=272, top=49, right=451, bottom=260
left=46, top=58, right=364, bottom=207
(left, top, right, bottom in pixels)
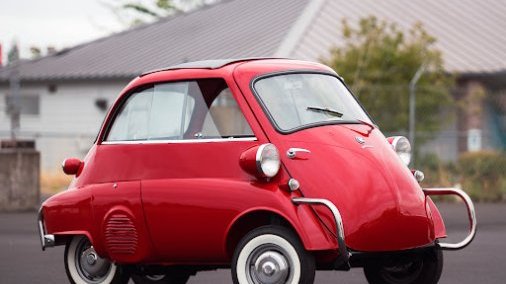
left=236, top=71, right=433, bottom=252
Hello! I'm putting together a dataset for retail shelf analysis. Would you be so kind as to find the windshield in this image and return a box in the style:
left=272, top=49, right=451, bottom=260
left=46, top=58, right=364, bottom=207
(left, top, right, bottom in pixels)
left=253, top=73, right=372, bottom=132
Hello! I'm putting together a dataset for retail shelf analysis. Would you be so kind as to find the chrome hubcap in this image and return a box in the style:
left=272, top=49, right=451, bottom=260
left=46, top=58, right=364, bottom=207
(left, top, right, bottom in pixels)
left=76, top=239, right=112, bottom=283
left=86, top=252, right=97, bottom=265
left=250, top=250, right=289, bottom=284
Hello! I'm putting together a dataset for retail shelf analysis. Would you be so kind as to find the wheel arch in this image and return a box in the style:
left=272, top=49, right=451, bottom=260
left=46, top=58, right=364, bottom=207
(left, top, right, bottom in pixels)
left=54, top=231, right=95, bottom=247
left=224, top=209, right=300, bottom=258
left=224, top=204, right=338, bottom=259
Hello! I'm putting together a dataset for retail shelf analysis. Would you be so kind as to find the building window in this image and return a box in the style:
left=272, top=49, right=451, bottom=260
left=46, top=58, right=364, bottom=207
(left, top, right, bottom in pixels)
left=5, top=94, right=40, bottom=115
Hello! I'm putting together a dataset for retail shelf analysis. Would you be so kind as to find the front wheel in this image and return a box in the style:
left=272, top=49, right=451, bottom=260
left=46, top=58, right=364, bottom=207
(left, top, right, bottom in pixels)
left=64, top=236, right=130, bottom=284
left=363, top=247, right=443, bottom=284
left=231, top=225, right=315, bottom=284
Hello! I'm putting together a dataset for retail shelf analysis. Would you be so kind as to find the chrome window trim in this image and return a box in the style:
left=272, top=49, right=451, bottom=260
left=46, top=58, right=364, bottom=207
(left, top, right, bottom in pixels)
left=101, top=137, right=257, bottom=145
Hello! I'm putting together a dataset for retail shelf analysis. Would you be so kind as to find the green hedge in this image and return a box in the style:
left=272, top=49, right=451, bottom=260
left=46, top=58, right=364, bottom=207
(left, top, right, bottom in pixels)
left=418, top=151, right=506, bottom=202
left=457, top=151, right=506, bottom=202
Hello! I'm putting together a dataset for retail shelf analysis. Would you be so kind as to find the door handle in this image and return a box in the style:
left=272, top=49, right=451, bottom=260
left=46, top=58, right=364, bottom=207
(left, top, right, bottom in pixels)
left=286, top=148, right=311, bottom=159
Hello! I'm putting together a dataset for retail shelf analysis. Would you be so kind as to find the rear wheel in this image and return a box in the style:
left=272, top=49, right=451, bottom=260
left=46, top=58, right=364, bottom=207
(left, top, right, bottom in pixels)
left=363, top=248, right=443, bottom=284
left=64, top=236, right=130, bottom=284
left=232, top=225, right=315, bottom=284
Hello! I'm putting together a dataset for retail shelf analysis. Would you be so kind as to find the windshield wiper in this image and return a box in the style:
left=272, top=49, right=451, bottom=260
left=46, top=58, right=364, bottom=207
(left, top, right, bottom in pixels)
left=306, top=106, right=343, bottom=118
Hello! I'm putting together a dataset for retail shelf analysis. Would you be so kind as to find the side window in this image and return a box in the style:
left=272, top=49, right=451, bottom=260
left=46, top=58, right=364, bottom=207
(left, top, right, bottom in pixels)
left=149, top=83, right=194, bottom=139
left=105, top=79, right=254, bottom=142
left=106, top=82, right=195, bottom=141
left=201, top=88, right=254, bottom=138
left=107, top=88, right=152, bottom=141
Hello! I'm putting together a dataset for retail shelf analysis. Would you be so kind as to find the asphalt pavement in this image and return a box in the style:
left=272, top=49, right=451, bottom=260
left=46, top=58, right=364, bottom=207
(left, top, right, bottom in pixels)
left=1, top=202, right=505, bottom=284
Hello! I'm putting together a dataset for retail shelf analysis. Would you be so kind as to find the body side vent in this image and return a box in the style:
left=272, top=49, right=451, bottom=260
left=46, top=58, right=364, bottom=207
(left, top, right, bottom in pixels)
left=104, top=213, right=139, bottom=255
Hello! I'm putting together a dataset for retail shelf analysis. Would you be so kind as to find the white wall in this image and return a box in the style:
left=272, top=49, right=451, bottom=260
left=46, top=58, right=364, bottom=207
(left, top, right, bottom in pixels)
left=0, top=80, right=130, bottom=171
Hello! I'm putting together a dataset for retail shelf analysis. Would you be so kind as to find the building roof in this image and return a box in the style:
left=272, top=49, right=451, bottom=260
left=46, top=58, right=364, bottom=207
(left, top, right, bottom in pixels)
left=0, top=0, right=308, bottom=82
left=292, top=0, right=506, bottom=75
left=0, top=0, right=504, bottom=82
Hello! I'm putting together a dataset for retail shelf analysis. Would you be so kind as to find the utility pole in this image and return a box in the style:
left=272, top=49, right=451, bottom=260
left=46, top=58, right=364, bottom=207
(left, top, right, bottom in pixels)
left=408, top=64, right=426, bottom=166
left=7, top=43, right=21, bottom=141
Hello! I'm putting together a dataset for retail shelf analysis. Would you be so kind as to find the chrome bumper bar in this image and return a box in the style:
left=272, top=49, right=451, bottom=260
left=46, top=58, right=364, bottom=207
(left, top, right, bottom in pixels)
left=423, top=188, right=477, bottom=250
left=37, top=208, right=55, bottom=251
left=292, top=198, right=350, bottom=265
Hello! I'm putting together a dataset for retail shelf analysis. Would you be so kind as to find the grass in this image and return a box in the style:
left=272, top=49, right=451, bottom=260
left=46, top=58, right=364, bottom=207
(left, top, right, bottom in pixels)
left=40, top=171, right=73, bottom=195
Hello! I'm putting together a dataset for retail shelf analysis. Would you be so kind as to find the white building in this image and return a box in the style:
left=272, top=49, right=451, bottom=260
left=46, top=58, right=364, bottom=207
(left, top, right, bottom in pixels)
left=1, top=0, right=505, bottom=170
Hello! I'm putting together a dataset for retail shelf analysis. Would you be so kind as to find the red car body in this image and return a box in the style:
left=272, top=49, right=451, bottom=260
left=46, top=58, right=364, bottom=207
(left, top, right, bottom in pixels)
left=38, top=59, right=476, bottom=284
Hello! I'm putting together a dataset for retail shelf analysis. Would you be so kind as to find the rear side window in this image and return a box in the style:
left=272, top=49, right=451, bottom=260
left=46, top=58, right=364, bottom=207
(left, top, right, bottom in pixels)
left=105, top=79, right=254, bottom=142
left=107, top=83, right=195, bottom=141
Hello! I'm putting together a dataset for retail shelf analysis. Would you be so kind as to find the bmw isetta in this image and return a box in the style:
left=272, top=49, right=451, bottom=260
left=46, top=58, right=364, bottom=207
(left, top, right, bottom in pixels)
left=38, top=58, right=476, bottom=284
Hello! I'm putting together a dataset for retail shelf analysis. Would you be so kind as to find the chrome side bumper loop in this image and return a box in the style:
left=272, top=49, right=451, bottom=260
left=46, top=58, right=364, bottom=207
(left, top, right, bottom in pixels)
left=37, top=208, right=55, bottom=251
left=423, top=188, right=477, bottom=250
left=292, top=198, right=350, bottom=265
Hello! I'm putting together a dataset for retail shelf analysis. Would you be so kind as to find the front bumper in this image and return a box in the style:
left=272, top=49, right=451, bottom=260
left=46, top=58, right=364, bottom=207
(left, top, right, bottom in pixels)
left=37, top=208, right=55, bottom=251
left=292, top=197, right=350, bottom=267
left=423, top=187, right=477, bottom=250
left=292, top=188, right=476, bottom=267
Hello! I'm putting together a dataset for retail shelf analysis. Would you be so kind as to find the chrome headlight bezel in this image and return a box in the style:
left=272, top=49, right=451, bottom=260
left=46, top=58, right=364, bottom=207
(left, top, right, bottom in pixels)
left=391, top=136, right=412, bottom=166
left=255, top=143, right=281, bottom=178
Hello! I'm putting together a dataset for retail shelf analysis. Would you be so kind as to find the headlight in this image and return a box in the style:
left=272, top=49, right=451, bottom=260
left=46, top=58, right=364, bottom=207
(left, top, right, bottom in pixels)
left=256, top=143, right=281, bottom=178
left=240, top=143, right=281, bottom=179
left=390, top=136, right=411, bottom=165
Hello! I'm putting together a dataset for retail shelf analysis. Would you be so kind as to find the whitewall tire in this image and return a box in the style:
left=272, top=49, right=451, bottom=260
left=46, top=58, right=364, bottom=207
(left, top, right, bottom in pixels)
left=64, top=236, right=129, bottom=284
left=232, top=225, right=315, bottom=284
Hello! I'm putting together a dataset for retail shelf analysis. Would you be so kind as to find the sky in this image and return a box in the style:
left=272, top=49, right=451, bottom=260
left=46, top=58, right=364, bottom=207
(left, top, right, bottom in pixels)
left=0, top=0, right=123, bottom=63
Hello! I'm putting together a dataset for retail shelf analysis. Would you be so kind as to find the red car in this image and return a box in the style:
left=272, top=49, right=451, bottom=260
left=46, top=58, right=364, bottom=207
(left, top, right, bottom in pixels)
left=38, top=58, right=476, bottom=284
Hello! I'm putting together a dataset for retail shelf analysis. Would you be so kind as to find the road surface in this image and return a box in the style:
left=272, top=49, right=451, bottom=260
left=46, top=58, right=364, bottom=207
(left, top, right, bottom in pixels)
left=1, top=202, right=504, bottom=283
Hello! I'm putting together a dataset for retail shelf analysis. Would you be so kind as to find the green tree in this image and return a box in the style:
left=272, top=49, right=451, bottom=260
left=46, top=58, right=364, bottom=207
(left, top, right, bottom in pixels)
left=108, top=0, right=209, bottom=26
left=7, top=41, right=20, bottom=65
left=323, top=16, right=453, bottom=139
left=30, top=46, right=42, bottom=59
